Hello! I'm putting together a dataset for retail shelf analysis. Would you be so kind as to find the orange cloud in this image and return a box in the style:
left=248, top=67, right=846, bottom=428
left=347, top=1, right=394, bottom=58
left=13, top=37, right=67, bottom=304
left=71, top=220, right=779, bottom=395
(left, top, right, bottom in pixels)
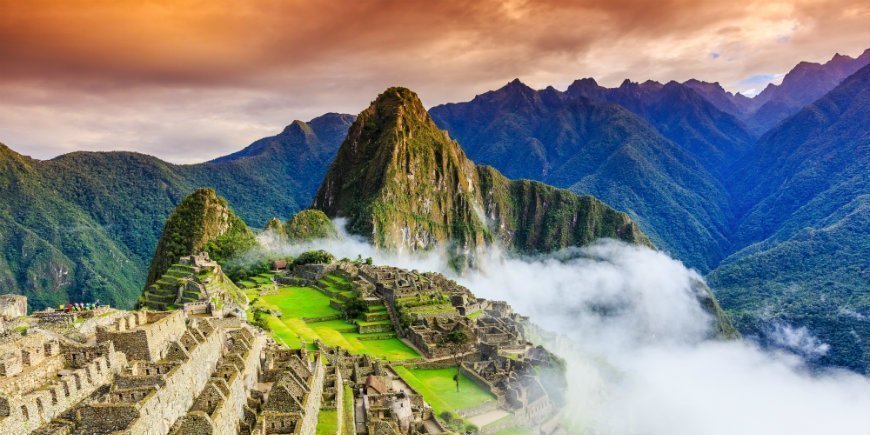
left=0, top=0, right=866, bottom=161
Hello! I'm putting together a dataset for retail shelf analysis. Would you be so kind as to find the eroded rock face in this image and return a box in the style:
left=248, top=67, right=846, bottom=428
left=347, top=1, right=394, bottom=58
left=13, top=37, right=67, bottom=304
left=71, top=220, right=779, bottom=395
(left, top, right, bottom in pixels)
left=312, top=87, right=650, bottom=265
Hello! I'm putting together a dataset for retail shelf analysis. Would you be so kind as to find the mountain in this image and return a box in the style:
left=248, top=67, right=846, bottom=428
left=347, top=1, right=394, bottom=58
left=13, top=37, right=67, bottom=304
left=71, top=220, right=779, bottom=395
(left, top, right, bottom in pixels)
left=564, top=78, right=756, bottom=175
left=0, top=114, right=352, bottom=310
left=284, top=209, right=338, bottom=241
left=707, top=64, right=870, bottom=372
left=749, top=50, right=870, bottom=133
left=0, top=144, right=142, bottom=310
left=682, top=79, right=754, bottom=118
left=145, top=188, right=256, bottom=287
left=313, top=87, right=649, bottom=262
left=686, top=50, right=870, bottom=135
left=430, top=80, right=734, bottom=271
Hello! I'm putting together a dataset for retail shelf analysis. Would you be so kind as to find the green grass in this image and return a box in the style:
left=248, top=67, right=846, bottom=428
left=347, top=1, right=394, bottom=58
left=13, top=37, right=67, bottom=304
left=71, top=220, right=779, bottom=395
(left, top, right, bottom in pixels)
left=316, top=409, right=338, bottom=435
left=356, top=319, right=392, bottom=327
left=393, top=366, right=495, bottom=415
left=342, top=384, right=354, bottom=435
left=251, top=285, right=420, bottom=361
left=260, top=286, right=340, bottom=319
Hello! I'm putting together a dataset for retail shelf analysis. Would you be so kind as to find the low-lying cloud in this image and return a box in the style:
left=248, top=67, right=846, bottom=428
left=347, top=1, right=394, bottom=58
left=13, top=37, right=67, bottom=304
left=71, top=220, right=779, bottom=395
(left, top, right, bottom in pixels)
left=259, top=224, right=870, bottom=434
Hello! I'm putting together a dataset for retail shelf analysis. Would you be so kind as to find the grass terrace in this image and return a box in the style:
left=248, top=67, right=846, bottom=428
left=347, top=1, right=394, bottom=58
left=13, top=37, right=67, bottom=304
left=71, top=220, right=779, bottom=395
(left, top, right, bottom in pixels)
left=246, top=284, right=420, bottom=361
left=393, top=366, right=496, bottom=416
left=316, top=409, right=338, bottom=435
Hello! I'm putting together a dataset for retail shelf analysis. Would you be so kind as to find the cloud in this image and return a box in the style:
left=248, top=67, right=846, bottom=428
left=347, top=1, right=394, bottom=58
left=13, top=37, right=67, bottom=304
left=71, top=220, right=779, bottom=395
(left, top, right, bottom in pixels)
left=767, top=323, right=831, bottom=358
left=0, top=0, right=867, bottom=161
left=267, top=225, right=870, bottom=434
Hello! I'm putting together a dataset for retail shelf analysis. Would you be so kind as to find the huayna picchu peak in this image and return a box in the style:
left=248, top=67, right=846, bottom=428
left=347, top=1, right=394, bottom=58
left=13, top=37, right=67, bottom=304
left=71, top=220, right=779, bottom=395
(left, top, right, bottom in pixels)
left=312, top=87, right=649, bottom=263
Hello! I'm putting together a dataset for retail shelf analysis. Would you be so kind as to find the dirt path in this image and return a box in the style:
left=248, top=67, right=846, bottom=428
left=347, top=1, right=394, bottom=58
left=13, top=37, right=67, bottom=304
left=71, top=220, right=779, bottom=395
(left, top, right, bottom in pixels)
left=467, top=409, right=511, bottom=427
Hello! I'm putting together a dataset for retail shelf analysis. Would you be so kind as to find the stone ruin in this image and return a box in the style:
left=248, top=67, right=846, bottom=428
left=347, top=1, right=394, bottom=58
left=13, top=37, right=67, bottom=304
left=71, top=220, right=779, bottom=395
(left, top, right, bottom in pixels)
left=140, top=253, right=247, bottom=317
left=0, top=295, right=342, bottom=435
left=0, top=254, right=567, bottom=434
left=276, top=260, right=567, bottom=434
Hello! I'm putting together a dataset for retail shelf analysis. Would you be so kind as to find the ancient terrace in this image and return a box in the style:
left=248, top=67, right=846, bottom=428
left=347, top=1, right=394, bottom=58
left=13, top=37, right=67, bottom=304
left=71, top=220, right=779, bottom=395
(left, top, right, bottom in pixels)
left=0, top=252, right=565, bottom=434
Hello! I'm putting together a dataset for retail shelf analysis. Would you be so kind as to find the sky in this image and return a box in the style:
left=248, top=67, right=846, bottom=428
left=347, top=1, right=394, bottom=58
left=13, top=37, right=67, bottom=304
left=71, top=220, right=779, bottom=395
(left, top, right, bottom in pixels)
left=0, top=0, right=867, bottom=163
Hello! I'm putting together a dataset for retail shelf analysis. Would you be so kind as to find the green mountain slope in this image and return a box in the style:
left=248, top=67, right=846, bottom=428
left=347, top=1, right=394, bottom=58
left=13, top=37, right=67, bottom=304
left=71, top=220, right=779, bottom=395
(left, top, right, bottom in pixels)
left=145, top=188, right=256, bottom=287
left=0, top=114, right=352, bottom=310
left=430, top=80, right=732, bottom=271
left=709, top=65, right=870, bottom=372
left=0, top=144, right=142, bottom=309
left=313, top=87, right=650, bottom=262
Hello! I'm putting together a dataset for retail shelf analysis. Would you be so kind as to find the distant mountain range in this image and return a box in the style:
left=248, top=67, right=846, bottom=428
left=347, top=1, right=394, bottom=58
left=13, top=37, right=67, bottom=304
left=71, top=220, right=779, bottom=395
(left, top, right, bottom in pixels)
left=0, top=50, right=866, bottom=372
left=685, top=49, right=870, bottom=134
left=430, top=55, right=869, bottom=373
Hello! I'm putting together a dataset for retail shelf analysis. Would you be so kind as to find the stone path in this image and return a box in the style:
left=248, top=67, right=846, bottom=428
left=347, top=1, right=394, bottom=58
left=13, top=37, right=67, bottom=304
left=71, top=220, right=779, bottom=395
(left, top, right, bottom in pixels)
left=354, top=397, right=366, bottom=434
left=467, top=409, right=511, bottom=427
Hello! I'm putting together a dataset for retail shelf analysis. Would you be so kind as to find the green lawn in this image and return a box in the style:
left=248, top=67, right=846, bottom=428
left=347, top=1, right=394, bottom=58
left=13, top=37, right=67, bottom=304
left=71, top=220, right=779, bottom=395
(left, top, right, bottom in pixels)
left=260, top=286, right=339, bottom=318
left=342, top=384, right=354, bottom=435
left=393, top=366, right=495, bottom=415
left=316, top=409, right=338, bottom=435
left=250, top=285, right=420, bottom=361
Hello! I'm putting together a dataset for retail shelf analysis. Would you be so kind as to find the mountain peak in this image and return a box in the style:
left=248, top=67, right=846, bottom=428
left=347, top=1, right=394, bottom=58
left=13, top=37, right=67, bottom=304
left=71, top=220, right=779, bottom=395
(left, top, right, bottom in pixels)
left=496, top=78, right=535, bottom=94
left=313, top=87, right=649, bottom=263
left=280, top=119, right=314, bottom=136
left=565, top=77, right=602, bottom=97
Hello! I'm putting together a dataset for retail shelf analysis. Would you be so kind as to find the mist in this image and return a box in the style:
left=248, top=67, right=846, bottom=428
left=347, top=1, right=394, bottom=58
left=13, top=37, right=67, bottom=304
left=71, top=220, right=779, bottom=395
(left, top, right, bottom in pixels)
left=257, top=223, right=870, bottom=435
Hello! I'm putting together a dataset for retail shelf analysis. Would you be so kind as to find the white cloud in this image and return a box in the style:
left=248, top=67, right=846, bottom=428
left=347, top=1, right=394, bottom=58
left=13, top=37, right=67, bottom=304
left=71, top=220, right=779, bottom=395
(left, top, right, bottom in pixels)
left=268, top=225, right=870, bottom=435
left=768, top=323, right=831, bottom=357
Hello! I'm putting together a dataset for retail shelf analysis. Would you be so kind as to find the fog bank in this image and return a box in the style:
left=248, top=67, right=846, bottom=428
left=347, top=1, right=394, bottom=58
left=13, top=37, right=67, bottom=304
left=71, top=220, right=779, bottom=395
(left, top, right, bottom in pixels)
left=260, top=224, right=870, bottom=435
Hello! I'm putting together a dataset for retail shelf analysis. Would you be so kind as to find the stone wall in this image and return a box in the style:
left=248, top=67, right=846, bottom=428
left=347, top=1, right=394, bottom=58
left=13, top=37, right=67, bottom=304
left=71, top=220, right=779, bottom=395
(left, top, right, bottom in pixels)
left=126, top=320, right=224, bottom=435
left=77, top=320, right=224, bottom=435
left=0, top=295, right=27, bottom=320
left=298, top=355, right=325, bottom=435
left=208, top=331, right=266, bottom=434
left=96, top=310, right=186, bottom=362
left=0, top=344, right=125, bottom=435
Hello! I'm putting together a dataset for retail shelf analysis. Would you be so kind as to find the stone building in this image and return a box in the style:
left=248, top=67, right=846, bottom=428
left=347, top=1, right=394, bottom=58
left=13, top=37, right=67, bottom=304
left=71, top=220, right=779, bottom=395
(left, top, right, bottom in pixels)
left=0, top=295, right=27, bottom=320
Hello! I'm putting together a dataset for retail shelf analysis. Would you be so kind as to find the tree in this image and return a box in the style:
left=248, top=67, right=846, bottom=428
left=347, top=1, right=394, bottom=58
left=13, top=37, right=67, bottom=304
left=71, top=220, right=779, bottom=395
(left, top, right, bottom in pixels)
left=442, top=329, right=471, bottom=392
left=343, top=294, right=368, bottom=320
left=292, top=249, right=335, bottom=266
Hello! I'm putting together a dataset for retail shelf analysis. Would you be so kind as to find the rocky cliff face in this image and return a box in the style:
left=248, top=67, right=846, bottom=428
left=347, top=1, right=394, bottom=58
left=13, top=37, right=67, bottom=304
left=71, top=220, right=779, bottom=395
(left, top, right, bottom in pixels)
left=146, top=188, right=255, bottom=287
left=312, top=87, right=649, bottom=263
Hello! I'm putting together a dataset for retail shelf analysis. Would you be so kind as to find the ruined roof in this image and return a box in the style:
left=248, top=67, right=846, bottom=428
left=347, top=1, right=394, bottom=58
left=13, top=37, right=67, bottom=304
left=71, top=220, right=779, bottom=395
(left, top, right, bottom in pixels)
left=365, top=374, right=388, bottom=395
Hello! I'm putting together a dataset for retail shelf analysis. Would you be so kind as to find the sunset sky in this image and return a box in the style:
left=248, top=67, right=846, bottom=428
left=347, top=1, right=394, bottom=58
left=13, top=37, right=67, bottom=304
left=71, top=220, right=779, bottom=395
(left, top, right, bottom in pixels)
left=0, top=0, right=867, bottom=163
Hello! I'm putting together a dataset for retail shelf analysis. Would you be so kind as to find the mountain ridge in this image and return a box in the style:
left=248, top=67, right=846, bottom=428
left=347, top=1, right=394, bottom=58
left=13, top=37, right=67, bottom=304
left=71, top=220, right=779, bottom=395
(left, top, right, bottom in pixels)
left=313, top=87, right=650, bottom=263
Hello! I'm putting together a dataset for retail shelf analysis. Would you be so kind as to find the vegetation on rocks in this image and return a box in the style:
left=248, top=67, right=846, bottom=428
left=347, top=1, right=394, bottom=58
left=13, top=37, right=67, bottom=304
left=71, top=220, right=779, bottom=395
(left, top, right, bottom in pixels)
left=285, top=209, right=338, bottom=241
left=312, top=87, right=649, bottom=267
left=146, top=188, right=256, bottom=287
left=293, top=250, right=335, bottom=266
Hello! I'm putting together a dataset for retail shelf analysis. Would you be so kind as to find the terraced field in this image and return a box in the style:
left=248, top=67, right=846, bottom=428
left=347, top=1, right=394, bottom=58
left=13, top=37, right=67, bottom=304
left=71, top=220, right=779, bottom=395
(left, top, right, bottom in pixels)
left=247, top=275, right=420, bottom=361
left=316, top=409, right=338, bottom=435
left=393, top=366, right=495, bottom=416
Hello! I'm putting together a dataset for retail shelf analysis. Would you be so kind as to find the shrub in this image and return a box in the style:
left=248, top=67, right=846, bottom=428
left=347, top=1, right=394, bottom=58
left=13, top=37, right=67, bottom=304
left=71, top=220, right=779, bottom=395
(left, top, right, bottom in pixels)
left=293, top=250, right=335, bottom=266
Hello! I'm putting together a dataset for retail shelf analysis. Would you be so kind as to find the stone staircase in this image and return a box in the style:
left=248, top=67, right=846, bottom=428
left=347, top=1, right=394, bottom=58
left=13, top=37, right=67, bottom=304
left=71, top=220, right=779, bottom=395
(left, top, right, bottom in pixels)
left=140, top=263, right=200, bottom=310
